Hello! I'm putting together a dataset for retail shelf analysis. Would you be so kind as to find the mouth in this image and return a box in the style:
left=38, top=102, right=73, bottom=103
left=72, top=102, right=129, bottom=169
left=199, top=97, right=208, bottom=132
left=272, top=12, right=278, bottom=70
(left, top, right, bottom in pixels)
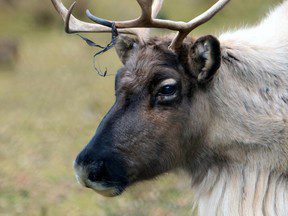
left=75, top=172, right=127, bottom=197
left=85, top=180, right=126, bottom=197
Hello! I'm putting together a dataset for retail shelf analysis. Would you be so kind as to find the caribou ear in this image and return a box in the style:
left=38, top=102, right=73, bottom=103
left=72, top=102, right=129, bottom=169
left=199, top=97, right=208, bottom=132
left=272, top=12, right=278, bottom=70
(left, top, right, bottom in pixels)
left=189, top=35, right=221, bottom=84
left=115, top=35, right=139, bottom=65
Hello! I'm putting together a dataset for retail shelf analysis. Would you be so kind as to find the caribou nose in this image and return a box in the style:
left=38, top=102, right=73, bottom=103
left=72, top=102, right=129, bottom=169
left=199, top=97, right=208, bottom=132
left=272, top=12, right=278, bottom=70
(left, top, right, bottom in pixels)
left=73, top=159, right=107, bottom=185
left=74, top=147, right=96, bottom=167
left=73, top=159, right=121, bottom=197
left=73, top=149, right=129, bottom=197
left=87, top=161, right=106, bottom=182
left=74, top=148, right=108, bottom=183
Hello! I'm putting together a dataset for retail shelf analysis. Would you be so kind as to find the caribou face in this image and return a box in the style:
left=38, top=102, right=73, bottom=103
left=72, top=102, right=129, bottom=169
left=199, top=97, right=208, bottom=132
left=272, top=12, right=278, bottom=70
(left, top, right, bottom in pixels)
left=74, top=35, right=221, bottom=196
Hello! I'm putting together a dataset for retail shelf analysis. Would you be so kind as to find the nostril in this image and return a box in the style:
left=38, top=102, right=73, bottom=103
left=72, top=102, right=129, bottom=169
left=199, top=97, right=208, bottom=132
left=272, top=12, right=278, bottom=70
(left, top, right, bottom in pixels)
left=87, top=161, right=106, bottom=182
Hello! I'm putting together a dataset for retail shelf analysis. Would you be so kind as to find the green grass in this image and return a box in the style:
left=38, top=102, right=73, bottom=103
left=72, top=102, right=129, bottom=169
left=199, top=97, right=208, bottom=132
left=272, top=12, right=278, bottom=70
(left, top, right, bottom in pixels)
left=0, top=0, right=281, bottom=215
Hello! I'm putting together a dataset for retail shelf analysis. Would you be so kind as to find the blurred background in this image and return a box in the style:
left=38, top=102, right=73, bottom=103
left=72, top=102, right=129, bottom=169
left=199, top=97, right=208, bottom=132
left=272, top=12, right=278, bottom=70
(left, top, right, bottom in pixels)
left=0, top=0, right=282, bottom=215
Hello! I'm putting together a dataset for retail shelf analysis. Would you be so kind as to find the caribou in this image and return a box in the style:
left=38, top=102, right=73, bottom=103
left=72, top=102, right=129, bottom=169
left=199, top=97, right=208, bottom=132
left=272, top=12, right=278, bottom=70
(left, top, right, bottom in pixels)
left=51, top=0, right=288, bottom=215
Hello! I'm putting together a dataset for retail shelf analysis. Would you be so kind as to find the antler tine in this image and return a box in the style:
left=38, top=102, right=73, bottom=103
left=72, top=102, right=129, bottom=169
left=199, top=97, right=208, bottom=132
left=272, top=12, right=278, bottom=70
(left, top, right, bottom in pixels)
left=86, top=0, right=164, bottom=41
left=169, top=0, right=230, bottom=50
left=51, top=0, right=134, bottom=34
left=152, top=0, right=164, bottom=19
left=137, top=0, right=154, bottom=20
left=133, top=0, right=164, bottom=41
left=87, top=0, right=168, bottom=29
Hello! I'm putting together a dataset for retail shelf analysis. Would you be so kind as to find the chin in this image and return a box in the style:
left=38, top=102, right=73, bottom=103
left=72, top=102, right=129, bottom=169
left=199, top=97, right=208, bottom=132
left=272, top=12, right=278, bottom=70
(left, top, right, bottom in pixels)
left=88, top=182, right=126, bottom=197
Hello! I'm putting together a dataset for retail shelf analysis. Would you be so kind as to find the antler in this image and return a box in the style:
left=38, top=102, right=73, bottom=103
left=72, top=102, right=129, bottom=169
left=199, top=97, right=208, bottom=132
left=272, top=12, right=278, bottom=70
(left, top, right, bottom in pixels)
left=87, top=0, right=230, bottom=50
left=51, top=0, right=230, bottom=50
left=51, top=0, right=163, bottom=42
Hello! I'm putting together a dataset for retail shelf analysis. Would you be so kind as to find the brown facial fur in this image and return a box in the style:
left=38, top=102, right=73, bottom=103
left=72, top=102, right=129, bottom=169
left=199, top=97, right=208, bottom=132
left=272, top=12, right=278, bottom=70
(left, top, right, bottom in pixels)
left=74, top=34, right=222, bottom=193
left=114, top=36, right=195, bottom=180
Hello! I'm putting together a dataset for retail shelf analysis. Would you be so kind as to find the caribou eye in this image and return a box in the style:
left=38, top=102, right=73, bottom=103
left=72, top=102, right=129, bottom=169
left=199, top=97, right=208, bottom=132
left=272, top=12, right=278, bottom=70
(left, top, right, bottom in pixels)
left=159, top=84, right=176, bottom=96
left=157, top=79, right=178, bottom=96
left=155, top=78, right=179, bottom=104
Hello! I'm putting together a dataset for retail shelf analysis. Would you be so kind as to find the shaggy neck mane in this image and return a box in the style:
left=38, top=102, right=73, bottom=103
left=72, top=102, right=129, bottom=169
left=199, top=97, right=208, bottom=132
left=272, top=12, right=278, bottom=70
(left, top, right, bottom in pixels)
left=191, top=2, right=288, bottom=215
left=193, top=167, right=288, bottom=215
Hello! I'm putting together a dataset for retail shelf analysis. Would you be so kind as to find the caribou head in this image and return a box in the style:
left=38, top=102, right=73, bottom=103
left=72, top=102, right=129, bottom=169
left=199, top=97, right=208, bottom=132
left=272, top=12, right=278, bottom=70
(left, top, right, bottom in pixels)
left=51, top=0, right=230, bottom=197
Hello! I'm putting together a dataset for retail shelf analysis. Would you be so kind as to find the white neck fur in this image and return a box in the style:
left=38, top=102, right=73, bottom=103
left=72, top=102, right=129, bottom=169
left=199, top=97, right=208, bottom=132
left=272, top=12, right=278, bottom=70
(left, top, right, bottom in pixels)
left=193, top=167, right=288, bottom=216
left=193, top=2, right=288, bottom=215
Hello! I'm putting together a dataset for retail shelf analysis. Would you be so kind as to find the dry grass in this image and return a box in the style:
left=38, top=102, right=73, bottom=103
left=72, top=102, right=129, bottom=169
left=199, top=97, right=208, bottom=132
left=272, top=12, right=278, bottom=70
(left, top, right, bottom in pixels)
left=0, top=0, right=281, bottom=215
